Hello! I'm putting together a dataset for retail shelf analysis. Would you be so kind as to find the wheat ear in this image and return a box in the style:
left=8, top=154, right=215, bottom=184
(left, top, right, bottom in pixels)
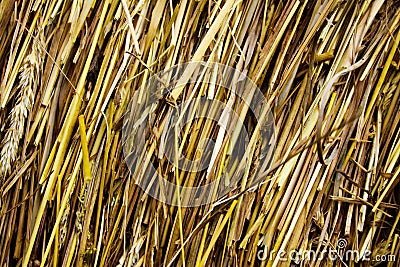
left=0, top=30, right=44, bottom=176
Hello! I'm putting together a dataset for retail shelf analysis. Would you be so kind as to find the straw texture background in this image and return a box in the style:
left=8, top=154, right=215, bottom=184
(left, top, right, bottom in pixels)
left=0, top=0, right=399, bottom=266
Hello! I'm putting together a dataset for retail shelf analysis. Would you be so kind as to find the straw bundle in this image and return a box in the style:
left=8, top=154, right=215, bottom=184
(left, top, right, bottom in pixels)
left=0, top=0, right=399, bottom=266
